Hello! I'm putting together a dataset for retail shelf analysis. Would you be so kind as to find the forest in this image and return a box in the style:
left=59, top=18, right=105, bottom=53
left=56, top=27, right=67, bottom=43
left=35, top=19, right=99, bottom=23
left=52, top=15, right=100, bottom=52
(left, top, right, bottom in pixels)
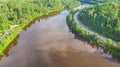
left=0, top=0, right=80, bottom=55
left=78, top=2, right=120, bottom=42
left=67, top=7, right=120, bottom=56
left=66, top=0, right=120, bottom=56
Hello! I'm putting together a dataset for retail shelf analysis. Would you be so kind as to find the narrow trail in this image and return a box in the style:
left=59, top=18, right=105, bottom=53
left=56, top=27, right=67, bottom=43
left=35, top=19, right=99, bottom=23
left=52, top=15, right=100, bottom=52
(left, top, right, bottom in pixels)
left=0, top=4, right=120, bottom=67
left=73, top=11, right=117, bottom=45
left=0, top=25, right=19, bottom=41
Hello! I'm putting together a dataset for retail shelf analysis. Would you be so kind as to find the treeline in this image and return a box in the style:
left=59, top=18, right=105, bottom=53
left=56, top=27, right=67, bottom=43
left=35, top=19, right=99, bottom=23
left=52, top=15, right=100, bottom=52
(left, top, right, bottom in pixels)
left=66, top=10, right=120, bottom=56
left=78, top=2, right=120, bottom=42
left=0, top=0, right=79, bottom=37
left=78, top=0, right=120, bottom=4
left=0, top=0, right=80, bottom=55
left=67, top=10, right=105, bottom=46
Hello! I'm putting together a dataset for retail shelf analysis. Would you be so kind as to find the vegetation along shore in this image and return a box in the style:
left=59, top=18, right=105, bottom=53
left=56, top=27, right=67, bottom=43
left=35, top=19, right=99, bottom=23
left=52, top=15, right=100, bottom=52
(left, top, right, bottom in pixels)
left=67, top=1, right=120, bottom=56
left=0, top=0, right=80, bottom=56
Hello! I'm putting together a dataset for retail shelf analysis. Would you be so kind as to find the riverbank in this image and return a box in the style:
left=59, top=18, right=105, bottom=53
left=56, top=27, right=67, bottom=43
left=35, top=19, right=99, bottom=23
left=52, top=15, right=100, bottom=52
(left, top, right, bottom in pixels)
left=78, top=2, right=120, bottom=42
left=0, top=10, right=62, bottom=56
left=0, top=1, right=80, bottom=56
left=66, top=10, right=120, bottom=56
left=1, top=4, right=120, bottom=66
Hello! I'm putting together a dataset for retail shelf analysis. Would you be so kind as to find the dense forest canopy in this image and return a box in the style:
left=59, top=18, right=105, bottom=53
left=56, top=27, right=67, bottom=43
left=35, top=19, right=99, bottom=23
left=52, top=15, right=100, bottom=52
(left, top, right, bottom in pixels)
left=78, top=2, right=120, bottom=42
left=0, top=0, right=80, bottom=54
left=0, top=0, right=79, bottom=37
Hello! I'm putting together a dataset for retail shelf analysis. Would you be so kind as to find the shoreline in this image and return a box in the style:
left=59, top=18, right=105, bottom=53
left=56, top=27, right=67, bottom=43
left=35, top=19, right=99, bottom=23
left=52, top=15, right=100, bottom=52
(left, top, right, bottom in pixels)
left=0, top=3, right=80, bottom=57
left=66, top=10, right=120, bottom=56
left=0, top=9, right=64, bottom=57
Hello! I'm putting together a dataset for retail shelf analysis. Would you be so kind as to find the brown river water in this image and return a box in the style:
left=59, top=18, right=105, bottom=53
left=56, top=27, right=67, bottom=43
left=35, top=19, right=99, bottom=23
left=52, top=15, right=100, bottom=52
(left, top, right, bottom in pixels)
left=0, top=5, right=120, bottom=67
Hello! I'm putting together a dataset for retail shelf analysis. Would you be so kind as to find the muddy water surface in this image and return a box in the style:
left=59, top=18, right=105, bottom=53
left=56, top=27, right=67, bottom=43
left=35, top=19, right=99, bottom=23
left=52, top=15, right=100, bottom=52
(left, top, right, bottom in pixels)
left=0, top=5, right=120, bottom=67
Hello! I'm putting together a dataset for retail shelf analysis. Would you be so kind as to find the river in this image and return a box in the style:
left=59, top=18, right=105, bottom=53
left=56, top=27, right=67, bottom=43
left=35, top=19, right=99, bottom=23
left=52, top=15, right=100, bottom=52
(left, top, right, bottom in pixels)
left=0, top=4, right=120, bottom=67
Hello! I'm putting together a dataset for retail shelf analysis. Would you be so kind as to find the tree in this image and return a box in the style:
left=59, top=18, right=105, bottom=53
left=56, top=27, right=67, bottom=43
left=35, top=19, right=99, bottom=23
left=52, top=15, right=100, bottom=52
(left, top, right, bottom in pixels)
left=106, top=39, right=113, bottom=45
left=118, top=42, right=120, bottom=46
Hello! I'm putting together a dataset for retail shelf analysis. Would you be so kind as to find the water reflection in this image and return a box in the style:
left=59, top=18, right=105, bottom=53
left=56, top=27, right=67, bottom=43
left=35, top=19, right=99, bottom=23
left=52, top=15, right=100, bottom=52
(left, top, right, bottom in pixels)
left=0, top=10, right=61, bottom=60
left=0, top=5, right=120, bottom=67
left=23, top=11, right=61, bottom=31
left=72, top=30, right=120, bottom=63
left=0, top=35, right=18, bottom=60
